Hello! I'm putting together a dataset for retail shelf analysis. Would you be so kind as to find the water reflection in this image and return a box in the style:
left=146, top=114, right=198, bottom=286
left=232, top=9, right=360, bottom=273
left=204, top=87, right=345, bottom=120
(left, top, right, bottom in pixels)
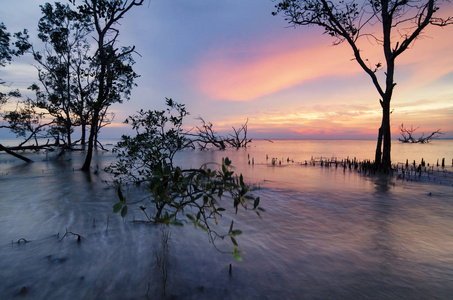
left=1, top=148, right=453, bottom=299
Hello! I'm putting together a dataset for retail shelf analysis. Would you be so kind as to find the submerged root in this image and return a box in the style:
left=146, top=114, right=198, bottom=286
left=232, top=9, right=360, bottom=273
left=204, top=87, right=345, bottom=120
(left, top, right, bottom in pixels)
left=58, top=230, right=84, bottom=243
left=14, top=238, right=29, bottom=244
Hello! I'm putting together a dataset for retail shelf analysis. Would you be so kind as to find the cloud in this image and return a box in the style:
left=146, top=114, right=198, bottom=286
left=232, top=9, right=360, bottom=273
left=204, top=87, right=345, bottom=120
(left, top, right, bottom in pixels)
left=194, top=35, right=363, bottom=102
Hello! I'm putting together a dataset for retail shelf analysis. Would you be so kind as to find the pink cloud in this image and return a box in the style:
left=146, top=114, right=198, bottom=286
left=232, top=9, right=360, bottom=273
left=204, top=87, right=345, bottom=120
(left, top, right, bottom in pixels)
left=194, top=37, right=362, bottom=101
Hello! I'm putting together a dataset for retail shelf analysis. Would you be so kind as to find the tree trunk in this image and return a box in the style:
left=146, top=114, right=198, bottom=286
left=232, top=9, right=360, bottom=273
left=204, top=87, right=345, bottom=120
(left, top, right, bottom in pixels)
left=374, top=125, right=383, bottom=166
left=81, top=109, right=99, bottom=171
left=81, top=121, right=86, bottom=145
left=381, top=98, right=391, bottom=169
left=0, top=143, right=34, bottom=163
left=374, top=96, right=392, bottom=170
left=66, top=122, right=72, bottom=147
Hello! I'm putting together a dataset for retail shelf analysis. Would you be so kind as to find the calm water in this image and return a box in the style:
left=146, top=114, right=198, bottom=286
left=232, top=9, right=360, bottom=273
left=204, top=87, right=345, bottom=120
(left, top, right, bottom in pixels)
left=1, top=140, right=452, bottom=299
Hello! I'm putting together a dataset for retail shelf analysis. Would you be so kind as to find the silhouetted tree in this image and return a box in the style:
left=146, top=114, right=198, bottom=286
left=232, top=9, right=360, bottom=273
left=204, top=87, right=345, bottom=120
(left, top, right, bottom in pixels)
left=0, top=22, right=33, bottom=161
left=273, top=0, right=453, bottom=170
left=0, top=22, right=29, bottom=106
left=27, top=2, right=93, bottom=147
left=2, top=98, right=54, bottom=146
left=79, top=0, right=143, bottom=171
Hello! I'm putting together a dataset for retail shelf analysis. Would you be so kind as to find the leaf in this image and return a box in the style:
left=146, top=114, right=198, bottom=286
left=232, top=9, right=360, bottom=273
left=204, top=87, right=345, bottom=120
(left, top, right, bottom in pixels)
left=113, top=202, right=122, bottom=213
left=230, top=236, right=238, bottom=246
left=198, top=224, right=208, bottom=232
left=254, top=197, right=260, bottom=209
left=232, top=230, right=242, bottom=236
left=170, top=220, right=184, bottom=226
left=120, top=206, right=128, bottom=218
left=232, top=244, right=243, bottom=261
left=233, top=253, right=243, bottom=262
left=229, top=220, right=234, bottom=233
left=117, top=186, right=125, bottom=203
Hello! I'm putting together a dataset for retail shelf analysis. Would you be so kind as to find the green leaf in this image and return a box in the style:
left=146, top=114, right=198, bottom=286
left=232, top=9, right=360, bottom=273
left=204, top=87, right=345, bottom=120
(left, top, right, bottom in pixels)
left=170, top=220, right=184, bottom=226
left=232, top=230, right=242, bottom=236
left=113, top=202, right=122, bottom=213
left=232, top=244, right=243, bottom=261
left=120, top=206, right=128, bottom=218
left=230, top=236, right=238, bottom=246
left=198, top=224, right=208, bottom=232
left=254, top=197, right=260, bottom=209
left=117, top=186, right=125, bottom=203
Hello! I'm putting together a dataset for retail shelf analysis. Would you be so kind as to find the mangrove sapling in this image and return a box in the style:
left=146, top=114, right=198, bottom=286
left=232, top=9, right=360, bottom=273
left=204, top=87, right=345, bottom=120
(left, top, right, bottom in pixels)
left=113, top=158, right=262, bottom=261
left=107, top=99, right=262, bottom=260
left=106, top=99, right=192, bottom=183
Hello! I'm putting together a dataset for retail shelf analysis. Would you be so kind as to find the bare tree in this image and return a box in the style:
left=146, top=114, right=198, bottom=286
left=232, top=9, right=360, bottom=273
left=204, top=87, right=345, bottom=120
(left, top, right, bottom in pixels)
left=191, top=117, right=227, bottom=150
left=273, top=0, right=453, bottom=170
left=398, top=123, right=442, bottom=143
left=225, top=119, right=252, bottom=149
left=188, top=118, right=252, bottom=150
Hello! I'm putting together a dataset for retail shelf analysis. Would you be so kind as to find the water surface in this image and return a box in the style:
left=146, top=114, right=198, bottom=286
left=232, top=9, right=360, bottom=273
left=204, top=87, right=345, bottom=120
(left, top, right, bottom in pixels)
left=1, top=140, right=452, bottom=299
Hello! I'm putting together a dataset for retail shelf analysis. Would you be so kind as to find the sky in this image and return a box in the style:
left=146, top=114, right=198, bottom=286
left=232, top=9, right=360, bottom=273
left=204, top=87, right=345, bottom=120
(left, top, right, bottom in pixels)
left=1, top=0, right=452, bottom=140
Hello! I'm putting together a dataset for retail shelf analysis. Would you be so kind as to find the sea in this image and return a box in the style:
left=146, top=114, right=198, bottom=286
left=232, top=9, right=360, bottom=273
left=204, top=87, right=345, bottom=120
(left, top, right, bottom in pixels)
left=1, top=139, right=452, bottom=299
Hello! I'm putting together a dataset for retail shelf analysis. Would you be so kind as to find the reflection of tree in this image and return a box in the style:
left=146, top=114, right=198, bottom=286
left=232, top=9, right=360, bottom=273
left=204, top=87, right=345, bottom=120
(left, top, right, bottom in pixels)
left=371, top=178, right=397, bottom=280
left=149, top=225, right=171, bottom=297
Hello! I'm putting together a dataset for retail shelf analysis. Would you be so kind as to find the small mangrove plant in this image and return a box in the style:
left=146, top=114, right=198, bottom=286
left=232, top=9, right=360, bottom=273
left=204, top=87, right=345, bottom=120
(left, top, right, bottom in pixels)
left=106, top=99, right=262, bottom=260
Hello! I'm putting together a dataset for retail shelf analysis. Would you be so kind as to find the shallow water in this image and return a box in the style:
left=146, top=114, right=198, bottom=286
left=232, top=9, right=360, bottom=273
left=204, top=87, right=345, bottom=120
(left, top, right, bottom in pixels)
left=1, top=140, right=453, bottom=299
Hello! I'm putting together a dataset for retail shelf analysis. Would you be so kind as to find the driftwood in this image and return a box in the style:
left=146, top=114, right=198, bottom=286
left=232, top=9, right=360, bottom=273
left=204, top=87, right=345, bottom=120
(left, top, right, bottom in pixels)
left=0, top=143, right=34, bottom=163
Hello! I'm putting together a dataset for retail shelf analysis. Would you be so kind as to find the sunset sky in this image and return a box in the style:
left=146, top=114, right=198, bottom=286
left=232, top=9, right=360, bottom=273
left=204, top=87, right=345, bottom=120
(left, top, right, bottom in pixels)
left=1, top=0, right=452, bottom=140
